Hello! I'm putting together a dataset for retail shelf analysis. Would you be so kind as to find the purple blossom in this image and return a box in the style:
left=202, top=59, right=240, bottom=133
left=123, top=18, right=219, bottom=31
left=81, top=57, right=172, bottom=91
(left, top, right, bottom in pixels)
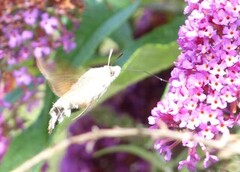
left=33, top=47, right=50, bottom=58
left=61, top=32, right=77, bottom=52
left=0, top=1, right=81, bottom=162
left=32, top=39, right=51, bottom=58
left=23, top=8, right=39, bottom=26
left=154, top=139, right=172, bottom=161
left=178, top=148, right=200, bottom=172
left=21, top=30, right=33, bottom=40
left=203, top=152, right=218, bottom=168
left=18, top=47, right=31, bottom=60
left=13, top=67, right=32, bottom=86
left=40, top=13, right=59, bottom=35
left=149, top=0, right=240, bottom=171
left=0, top=50, right=4, bottom=60
left=21, top=89, right=41, bottom=112
left=8, top=30, right=22, bottom=48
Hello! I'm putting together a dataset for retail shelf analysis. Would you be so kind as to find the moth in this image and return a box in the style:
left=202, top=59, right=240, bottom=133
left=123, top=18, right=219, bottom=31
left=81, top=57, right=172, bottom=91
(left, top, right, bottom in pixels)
left=37, top=50, right=121, bottom=133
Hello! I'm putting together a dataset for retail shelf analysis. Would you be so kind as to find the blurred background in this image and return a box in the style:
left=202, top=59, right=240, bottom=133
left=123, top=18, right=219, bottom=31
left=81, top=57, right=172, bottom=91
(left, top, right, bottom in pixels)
left=2, top=0, right=235, bottom=172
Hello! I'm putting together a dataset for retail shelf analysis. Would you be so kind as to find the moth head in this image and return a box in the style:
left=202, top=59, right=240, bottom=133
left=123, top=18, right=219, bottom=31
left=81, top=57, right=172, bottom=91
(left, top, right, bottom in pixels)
left=103, top=65, right=121, bottom=79
left=110, top=66, right=121, bottom=79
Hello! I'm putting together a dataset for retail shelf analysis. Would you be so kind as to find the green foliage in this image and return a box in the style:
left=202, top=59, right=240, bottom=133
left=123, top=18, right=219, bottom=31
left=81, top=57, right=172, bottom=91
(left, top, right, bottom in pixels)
left=2, top=0, right=184, bottom=171
left=116, top=16, right=184, bottom=66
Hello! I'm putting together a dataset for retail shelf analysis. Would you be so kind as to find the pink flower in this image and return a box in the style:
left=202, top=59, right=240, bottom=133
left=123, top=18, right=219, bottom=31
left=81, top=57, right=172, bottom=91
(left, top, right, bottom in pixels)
left=149, top=0, right=240, bottom=170
left=13, top=67, right=32, bottom=86
left=23, top=8, right=39, bottom=26
left=40, top=13, right=59, bottom=35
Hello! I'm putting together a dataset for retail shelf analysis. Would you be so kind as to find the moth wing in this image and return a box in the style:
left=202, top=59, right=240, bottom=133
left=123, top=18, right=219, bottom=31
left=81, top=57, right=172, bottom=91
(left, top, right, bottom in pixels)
left=47, top=75, right=79, bottom=97
left=36, top=58, right=84, bottom=97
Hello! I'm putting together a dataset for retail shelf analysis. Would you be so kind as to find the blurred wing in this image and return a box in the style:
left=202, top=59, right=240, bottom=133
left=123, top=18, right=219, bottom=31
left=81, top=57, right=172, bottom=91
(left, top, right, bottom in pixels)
left=36, top=58, right=83, bottom=97
left=47, top=74, right=79, bottom=97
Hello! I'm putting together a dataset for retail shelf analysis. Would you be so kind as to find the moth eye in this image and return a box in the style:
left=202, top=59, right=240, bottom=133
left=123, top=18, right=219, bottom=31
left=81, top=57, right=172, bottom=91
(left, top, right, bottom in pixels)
left=110, top=70, right=115, bottom=76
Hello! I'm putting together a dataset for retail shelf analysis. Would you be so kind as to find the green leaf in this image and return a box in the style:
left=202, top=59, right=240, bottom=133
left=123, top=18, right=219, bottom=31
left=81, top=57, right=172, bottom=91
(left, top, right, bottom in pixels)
left=73, top=0, right=139, bottom=66
left=0, top=86, right=55, bottom=172
left=110, top=22, right=134, bottom=48
left=1, top=85, right=35, bottom=112
left=117, top=16, right=184, bottom=66
left=3, top=84, right=36, bottom=104
left=58, top=0, right=140, bottom=67
left=94, top=144, right=172, bottom=172
left=3, top=87, right=23, bottom=104
left=101, top=42, right=179, bottom=100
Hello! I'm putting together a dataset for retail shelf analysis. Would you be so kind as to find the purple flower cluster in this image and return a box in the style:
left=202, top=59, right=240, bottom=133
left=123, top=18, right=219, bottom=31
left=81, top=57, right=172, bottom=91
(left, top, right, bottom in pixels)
left=0, top=4, right=76, bottom=112
left=149, top=0, right=240, bottom=171
left=0, top=0, right=82, bottom=160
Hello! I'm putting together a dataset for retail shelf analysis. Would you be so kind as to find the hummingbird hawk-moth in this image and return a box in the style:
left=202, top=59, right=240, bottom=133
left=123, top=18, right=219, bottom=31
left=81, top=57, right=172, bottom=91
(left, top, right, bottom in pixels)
left=36, top=50, right=121, bottom=133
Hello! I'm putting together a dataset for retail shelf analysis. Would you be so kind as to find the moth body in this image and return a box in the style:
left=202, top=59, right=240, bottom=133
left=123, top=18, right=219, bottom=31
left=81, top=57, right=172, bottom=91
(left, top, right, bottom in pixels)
left=48, top=65, right=121, bottom=133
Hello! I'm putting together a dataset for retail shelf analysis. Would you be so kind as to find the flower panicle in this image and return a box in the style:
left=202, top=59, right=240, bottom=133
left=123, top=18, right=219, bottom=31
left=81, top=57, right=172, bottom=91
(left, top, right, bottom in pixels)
left=0, top=0, right=84, bottom=160
left=149, top=0, right=240, bottom=170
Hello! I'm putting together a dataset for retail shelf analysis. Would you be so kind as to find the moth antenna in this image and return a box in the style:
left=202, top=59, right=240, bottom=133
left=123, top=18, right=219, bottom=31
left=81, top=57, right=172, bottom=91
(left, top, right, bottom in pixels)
left=107, top=48, right=113, bottom=66
left=142, top=70, right=169, bottom=83
left=124, top=68, right=169, bottom=83
left=111, top=52, right=123, bottom=66
left=117, top=52, right=123, bottom=60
